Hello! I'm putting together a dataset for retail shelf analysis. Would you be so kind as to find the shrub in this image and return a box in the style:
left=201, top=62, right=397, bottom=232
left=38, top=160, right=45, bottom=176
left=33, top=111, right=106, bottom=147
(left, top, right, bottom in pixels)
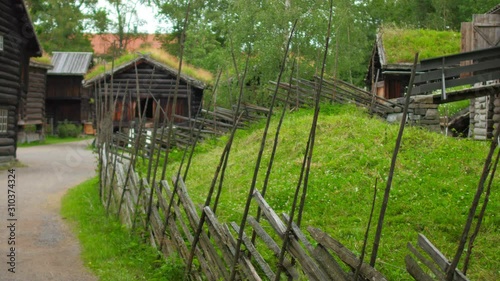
left=57, top=121, right=81, bottom=138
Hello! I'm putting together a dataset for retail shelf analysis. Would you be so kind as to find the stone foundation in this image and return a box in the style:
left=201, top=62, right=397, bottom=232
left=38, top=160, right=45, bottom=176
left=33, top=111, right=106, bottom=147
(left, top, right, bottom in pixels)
left=386, top=95, right=441, bottom=133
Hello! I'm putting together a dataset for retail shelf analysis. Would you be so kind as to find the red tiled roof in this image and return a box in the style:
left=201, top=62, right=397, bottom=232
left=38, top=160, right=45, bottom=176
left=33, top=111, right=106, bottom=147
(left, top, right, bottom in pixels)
left=90, top=34, right=163, bottom=55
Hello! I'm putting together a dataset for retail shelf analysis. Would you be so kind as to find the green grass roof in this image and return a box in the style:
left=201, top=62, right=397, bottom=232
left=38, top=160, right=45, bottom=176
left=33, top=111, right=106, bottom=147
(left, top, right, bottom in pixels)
left=85, top=48, right=213, bottom=84
left=30, top=55, right=52, bottom=65
left=381, top=26, right=461, bottom=64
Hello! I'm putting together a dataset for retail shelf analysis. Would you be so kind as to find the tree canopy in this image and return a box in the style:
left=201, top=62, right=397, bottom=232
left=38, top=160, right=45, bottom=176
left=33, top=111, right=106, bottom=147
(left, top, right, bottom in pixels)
left=27, top=0, right=498, bottom=101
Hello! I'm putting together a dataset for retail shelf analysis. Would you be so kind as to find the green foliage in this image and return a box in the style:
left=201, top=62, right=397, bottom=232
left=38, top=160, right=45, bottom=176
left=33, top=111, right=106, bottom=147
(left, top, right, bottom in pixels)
left=61, top=177, right=186, bottom=281
left=25, top=0, right=106, bottom=53
left=366, top=0, right=499, bottom=31
left=167, top=104, right=498, bottom=280
left=57, top=121, right=81, bottom=138
left=381, top=25, right=461, bottom=63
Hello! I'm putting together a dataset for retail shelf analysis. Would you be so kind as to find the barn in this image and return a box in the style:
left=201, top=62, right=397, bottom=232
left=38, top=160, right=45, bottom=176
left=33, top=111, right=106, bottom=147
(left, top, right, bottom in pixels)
left=0, top=0, right=42, bottom=164
left=46, top=52, right=94, bottom=129
left=83, top=54, right=206, bottom=129
left=366, top=26, right=461, bottom=99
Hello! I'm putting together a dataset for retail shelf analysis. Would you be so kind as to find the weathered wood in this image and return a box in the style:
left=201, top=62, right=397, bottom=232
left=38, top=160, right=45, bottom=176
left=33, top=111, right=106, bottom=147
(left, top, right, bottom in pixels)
left=0, top=138, right=15, bottom=146
left=253, top=191, right=330, bottom=280
left=203, top=207, right=262, bottom=281
left=308, top=226, right=388, bottom=281
left=407, top=242, right=445, bottom=280
left=312, top=244, right=350, bottom=281
left=157, top=183, right=219, bottom=281
left=417, top=234, right=469, bottom=281
left=252, top=190, right=287, bottom=236
left=168, top=178, right=230, bottom=280
left=282, top=214, right=314, bottom=254
left=405, top=255, right=436, bottom=281
left=230, top=222, right=276, bottom=280
left=0, top=146, right=15, bottom=157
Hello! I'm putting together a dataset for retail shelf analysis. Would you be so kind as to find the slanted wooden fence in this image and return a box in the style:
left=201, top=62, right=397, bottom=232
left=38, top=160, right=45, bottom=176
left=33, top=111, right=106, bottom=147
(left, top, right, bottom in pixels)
left=272, top=77, right=404, bottom=117
left=100, top=143, right=388, bottom=281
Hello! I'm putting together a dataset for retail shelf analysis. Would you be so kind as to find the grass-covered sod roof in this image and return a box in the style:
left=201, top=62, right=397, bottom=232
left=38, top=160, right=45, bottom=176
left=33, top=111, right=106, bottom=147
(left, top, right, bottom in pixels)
left=85, top=48, right=213, bottom=84
left=162, top=104, right=498, bottom=280
left=380, top=26, right=461, bottom=64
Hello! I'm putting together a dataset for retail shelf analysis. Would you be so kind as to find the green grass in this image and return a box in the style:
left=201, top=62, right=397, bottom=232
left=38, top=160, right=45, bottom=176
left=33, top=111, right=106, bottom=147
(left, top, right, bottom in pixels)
left=18, top=135, right=94, bottom=147
left=439, top=100, right=470, bottom=117
left=85, top=48, right=213, bottom=84
left=61, top=177, right=185, bottom=281
left=164, top=104, right=498, bottom=280
left=381, top=25, right=461, bottom=64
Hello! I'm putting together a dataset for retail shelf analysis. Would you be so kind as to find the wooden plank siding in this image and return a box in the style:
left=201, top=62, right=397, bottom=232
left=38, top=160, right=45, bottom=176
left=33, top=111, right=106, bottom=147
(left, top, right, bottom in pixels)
left=0, top=0, right=41, bottom=163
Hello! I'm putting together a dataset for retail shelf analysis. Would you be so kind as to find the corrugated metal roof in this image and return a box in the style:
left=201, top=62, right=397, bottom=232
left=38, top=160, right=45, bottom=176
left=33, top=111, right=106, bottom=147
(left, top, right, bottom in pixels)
left=48, top=52, right=93, bottom=76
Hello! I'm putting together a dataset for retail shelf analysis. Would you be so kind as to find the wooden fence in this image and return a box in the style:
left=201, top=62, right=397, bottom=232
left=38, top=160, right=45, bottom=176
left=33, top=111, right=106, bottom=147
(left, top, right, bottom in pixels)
left=271, top=77, right=404, bottom=117
left=99, top=142, right=388, bottom=281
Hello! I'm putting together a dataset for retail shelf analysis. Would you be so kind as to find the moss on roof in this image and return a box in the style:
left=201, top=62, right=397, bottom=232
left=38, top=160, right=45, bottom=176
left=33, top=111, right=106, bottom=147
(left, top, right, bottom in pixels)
left=381, top=26, right=461, bottom=64
left=85, top=48, right=213, bottom=84
left=30, top=55, right=52, bottom=65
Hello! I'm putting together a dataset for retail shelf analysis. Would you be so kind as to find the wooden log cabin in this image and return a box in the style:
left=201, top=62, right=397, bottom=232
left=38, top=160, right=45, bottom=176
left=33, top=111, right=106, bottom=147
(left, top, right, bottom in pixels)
left=17, top=60, right=52, bottom=143
left=366, top=26, right=461, bottom=99
left=0, top=0, right=42, bottom=164
left=46, top=52, right=93, bottom=128
left=83, top=55, right=205, bottom=129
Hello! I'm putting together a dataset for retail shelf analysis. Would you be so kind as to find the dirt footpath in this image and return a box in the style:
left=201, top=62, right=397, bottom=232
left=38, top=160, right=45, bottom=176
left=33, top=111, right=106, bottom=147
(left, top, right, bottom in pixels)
left=0, top=140, right=98, bottom=281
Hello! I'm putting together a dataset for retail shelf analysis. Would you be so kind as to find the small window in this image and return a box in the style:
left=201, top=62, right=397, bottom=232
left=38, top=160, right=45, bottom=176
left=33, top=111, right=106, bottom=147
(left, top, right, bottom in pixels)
left=0, top=108, right=8, bottom=133
left=0, top=35, right=3, bottom=51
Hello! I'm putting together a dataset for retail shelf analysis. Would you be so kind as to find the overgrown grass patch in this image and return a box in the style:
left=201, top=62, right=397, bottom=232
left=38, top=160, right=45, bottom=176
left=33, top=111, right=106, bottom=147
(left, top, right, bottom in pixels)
left=61, top=177, right=185, bottom=281
left=165, top=104, right=498, bottom=280
left=381, top=25, right=461, bottom=63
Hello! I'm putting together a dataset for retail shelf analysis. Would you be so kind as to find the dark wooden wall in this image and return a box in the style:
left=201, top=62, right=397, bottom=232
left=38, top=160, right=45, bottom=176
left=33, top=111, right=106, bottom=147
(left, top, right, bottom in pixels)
left=384, top=75, right=410, bottom=99
left=20, top=64, right=48, bottom=124
left=47, top=76, right=83, bottom=99
left=0, top=0, right=30, bottom=162
left=92, top=62, right=203, bottom=126
left=46, top=76, right=86, bottom=124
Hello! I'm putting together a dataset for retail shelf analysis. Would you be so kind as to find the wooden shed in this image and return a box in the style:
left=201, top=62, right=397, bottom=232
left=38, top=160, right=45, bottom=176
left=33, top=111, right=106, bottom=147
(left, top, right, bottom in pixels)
left=46, top=52, right=93, bottom=128
left=366, top=26, right=460, bottom=99
left=83, top=55, right=206, bottom=129
left=0, top=0, right=42, bottom=164
left=17, top=60, right=52, bottom=143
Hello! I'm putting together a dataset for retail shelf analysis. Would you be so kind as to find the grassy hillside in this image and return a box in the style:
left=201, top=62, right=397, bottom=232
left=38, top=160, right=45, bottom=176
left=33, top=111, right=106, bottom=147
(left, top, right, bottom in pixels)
left=170, top=104, right=498, bottom=280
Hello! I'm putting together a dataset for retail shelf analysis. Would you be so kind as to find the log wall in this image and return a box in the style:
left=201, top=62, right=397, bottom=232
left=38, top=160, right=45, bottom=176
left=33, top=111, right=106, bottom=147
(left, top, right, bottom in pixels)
left=90, top=62, right=203, bottom=126
left=0, top=0, right=29, bottom=163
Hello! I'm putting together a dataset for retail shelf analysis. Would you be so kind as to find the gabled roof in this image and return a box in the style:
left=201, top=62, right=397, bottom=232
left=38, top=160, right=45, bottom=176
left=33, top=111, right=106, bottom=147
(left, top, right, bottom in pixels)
left=83, top=55, right=206, bottom=89
left=48, top=52, right=93, bottom=76
left=13, top=0, right=42, bottom=56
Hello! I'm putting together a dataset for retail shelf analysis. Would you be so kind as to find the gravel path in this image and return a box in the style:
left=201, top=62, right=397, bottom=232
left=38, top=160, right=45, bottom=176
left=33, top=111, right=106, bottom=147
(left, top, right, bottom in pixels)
left=0, top=140, right=98, bottom=281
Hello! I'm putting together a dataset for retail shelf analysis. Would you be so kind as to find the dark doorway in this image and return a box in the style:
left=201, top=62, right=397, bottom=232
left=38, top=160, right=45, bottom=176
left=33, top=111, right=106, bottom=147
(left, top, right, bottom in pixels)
left=137, top=99, right=155, bottom=119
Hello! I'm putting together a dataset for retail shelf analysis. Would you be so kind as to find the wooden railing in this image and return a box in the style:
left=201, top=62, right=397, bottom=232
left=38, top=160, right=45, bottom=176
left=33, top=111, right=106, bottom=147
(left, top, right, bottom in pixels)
left=413, top=46, right=500, bottom=98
